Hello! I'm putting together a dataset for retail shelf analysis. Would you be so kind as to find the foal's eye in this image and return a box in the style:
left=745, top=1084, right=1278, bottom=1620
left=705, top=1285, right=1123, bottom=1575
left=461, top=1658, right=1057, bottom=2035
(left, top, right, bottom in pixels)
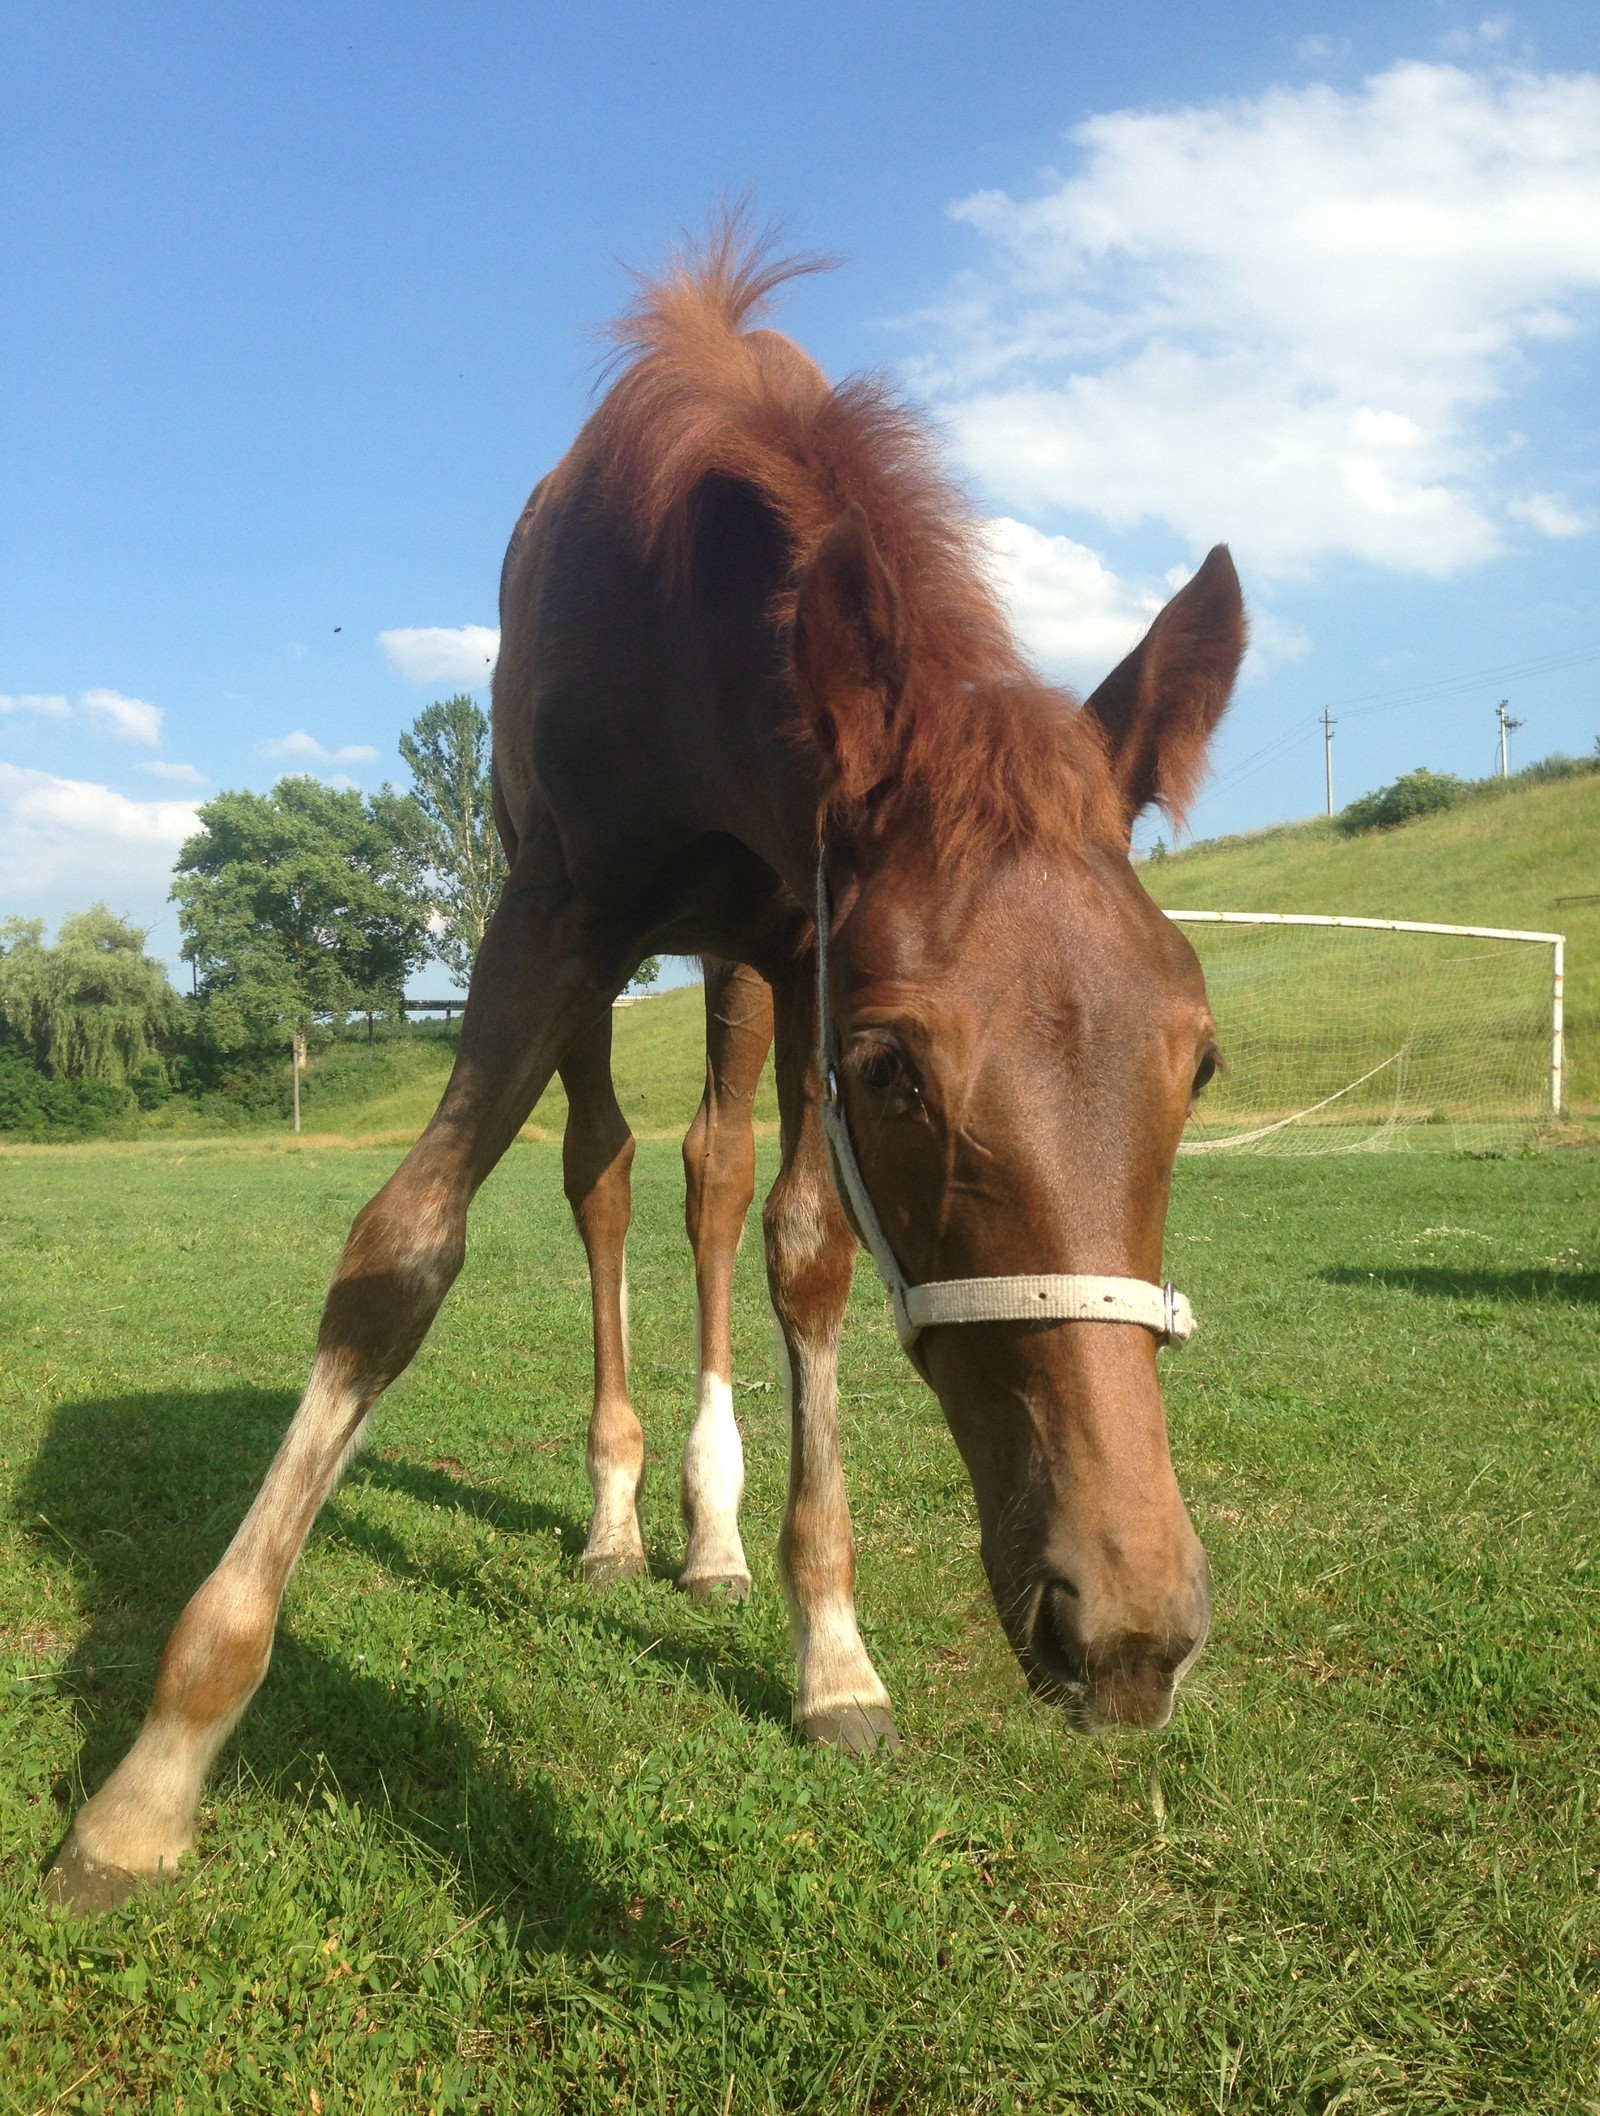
left=848, top=1038, right=921, bottom=1105
left=1191, top=1048, right=1221, bottom=1101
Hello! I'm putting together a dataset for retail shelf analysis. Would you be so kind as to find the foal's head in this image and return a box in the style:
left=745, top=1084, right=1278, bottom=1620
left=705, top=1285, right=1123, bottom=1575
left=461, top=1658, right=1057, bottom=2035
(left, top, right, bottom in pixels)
left=796, top=510, right=1246, bottom=1731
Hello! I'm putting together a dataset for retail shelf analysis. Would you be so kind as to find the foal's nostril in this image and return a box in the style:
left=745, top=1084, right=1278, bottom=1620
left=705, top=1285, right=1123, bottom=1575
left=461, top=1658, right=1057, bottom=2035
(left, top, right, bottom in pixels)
left=1032, top=1578, right=1090, bottom=1689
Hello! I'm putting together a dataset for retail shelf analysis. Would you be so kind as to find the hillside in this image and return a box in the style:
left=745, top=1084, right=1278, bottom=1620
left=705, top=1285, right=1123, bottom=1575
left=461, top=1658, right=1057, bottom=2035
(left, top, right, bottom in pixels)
left=273, top=982, right=781, bottom=1147
left=116, top=770, right=1595, bottom=1147
left=1144, top=771, right=1598, bottom=1107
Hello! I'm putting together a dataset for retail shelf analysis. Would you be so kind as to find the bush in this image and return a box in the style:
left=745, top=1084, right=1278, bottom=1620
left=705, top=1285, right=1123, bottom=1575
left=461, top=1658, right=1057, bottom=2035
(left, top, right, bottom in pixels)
left=0, top=1032, right=138, bottom=1139
left=1337, top=767, right=1467, bottom=836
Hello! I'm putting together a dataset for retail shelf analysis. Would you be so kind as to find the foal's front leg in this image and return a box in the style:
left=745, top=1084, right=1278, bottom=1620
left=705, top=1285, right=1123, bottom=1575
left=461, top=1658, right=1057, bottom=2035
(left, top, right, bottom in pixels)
left=559, top=1011, right=646, bottom=1584
left=678, top=959, right=773, bottom=1599
left=47, top=845, right=632, bottom=1911
left=766, top=969, right=899, bottom=1753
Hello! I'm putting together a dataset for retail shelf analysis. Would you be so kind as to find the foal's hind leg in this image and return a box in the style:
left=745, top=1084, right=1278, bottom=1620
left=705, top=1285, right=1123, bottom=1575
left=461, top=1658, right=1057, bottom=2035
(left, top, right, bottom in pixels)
left=678, top=959, right=773, bottom=1600
left=48, top=841, right=633, bottom=1911
left=559, top=1011, right=646, bottom=1585
left=765, top=966, right=898, bottom=1754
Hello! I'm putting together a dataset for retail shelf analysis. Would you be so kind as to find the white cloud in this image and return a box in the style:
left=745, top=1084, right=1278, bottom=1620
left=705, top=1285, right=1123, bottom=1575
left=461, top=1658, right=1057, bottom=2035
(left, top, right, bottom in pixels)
left=982, top=518, right=1311, bottom=690
left=0, top=693, right=71, bottom=720
left=379, top=624, right=500, bottom=685
left=926, top=63, right=1600, bottom=581
left=0, top=762, right=198, bottom=917
left=82, top=687, right=163, bottom=745
left=256, top=730, right=379, bottom=765
left=1295, top=34, right=1351, bottom=63
left=981, top=518, right=1163, bottom=688
left=139, top=759, right=208, bottom=785
left=1441, top=14, right=1513, bottom=57
left=1508, top=490, right=1591, bottom=537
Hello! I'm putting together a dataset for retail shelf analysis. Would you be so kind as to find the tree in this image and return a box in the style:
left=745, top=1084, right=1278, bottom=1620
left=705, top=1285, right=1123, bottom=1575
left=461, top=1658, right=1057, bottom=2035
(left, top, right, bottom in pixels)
left=172, top=777, right=429, bottom=1050
left=0, top=907, right=178, bottom=1085
left=398, top=695, right=507, bottom=985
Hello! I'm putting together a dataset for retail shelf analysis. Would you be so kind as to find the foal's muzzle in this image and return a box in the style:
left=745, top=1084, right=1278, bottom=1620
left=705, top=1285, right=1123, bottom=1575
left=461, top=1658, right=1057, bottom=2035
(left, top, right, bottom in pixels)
left=1026, top=1569, right=1211, bottom=1732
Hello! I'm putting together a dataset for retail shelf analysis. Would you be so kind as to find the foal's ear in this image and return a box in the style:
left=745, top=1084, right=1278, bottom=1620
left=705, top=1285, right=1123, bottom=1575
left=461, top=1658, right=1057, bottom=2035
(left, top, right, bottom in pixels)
left=793, top=504, right=908, bottom=800
left=1084, top=545, right=1246, bottom=830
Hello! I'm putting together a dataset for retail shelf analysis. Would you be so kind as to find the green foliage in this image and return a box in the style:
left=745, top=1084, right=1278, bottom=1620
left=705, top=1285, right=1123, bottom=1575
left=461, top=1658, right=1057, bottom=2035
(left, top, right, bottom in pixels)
left=173, top=777, right=429, bottom=1050
left=0, top=906, right=177, bottom=1087
left=0, top=1144, right=1596, bottom=2109
left=398, top=696, right=507, bottom=985
left=1337, top=765, right=1466, bottom=835
left=630, top=955, right=661, bottom=991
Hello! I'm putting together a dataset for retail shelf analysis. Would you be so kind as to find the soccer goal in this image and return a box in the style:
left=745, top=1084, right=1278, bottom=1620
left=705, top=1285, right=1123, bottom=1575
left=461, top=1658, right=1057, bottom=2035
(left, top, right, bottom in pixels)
left=1166, top=911, right=1566, bottom=1156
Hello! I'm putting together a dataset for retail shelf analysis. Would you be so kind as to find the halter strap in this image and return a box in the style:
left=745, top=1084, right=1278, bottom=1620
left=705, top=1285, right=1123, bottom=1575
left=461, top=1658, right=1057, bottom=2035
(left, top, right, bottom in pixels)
left=814, top=863, right=1194, bottom=1363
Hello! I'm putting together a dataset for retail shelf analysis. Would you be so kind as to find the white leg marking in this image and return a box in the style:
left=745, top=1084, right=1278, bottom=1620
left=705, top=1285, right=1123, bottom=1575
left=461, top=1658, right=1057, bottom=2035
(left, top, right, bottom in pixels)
left=679, top=1369, right=751, bottom=1588
left=781, top=1324, right=890, bottom=1722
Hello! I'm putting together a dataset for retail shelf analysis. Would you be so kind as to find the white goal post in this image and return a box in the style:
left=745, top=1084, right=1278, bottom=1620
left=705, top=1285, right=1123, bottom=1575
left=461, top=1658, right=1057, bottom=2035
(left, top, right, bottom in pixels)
left=1162, top=910, right=1566, bottom=1156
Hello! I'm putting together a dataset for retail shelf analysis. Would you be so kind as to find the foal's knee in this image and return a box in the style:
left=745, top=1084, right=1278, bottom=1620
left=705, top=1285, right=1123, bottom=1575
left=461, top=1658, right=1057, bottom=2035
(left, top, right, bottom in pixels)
left=317, top=1172, right=468, bottom=1383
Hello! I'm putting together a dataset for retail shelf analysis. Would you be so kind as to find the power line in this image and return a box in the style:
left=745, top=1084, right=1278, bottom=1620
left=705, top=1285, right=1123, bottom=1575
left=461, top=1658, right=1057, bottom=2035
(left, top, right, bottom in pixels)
left=1204, top=638, right=1599, bottom=807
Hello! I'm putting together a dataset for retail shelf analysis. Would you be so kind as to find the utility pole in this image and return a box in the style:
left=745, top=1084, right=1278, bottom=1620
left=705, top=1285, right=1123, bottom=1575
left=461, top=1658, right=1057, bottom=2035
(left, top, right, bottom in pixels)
left=1322, top=708, right=1336, bottom=816
left=1496, top=698, right=1522, bottom=779
left=292, top=1032, right=304, bottom=1135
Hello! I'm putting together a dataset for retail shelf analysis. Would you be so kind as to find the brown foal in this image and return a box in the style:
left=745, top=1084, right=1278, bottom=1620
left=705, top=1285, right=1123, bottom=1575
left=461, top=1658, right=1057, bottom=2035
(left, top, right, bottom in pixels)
left=50, top=229, right=1245, bottom=1911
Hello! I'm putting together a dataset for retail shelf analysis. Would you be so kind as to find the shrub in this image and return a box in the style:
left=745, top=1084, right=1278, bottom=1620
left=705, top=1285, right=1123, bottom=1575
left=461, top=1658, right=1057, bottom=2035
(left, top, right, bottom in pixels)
left=1337, top=767, right=1467, bottom=836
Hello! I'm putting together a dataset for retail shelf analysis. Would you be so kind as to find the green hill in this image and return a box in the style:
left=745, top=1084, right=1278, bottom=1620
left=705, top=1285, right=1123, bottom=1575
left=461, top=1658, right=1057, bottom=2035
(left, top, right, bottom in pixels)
left=117, top=770, right=1593, bottom=1147
left=1144, top=771, right=1598, bottom=1109
left=277, top=982, right=781, bottom=1147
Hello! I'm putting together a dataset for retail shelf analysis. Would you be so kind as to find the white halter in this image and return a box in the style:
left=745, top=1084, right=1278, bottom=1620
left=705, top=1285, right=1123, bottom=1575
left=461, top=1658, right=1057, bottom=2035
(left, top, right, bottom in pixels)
left=814, top=866, right=1195, bottom=1367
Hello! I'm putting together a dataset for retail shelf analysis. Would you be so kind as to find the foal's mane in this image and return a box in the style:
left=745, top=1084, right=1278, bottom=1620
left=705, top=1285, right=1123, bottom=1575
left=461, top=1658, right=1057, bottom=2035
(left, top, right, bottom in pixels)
left=595, top=222, right=1120, bottom=862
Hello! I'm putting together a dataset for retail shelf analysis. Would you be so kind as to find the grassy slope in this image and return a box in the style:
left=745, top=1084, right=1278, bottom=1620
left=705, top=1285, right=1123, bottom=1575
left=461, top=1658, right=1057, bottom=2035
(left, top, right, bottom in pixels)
left=222, top=986, right=782, bottom=1150
left=188, top=771, right=1596, bottom=1147
left=0, top=1141, right=1596, bottom=2110
left=1144, top=772, right=1600, bottom=1106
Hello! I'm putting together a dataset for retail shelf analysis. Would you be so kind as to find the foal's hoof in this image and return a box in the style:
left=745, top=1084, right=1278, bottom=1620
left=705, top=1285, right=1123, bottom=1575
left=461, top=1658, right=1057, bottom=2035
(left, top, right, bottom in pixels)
left=44, top=1834, right=150, bottom=1916
left=800, top=1703, right=902, bottom=1756
left=579, top=1551, right=647, bottom=1588
left=677, top=1571, right=752, bottom=1604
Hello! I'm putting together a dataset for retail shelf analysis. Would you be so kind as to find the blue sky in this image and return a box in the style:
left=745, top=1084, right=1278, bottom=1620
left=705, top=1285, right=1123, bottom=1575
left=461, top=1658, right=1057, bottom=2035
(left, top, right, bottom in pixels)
left=3, top=0, right=1597, bottom=985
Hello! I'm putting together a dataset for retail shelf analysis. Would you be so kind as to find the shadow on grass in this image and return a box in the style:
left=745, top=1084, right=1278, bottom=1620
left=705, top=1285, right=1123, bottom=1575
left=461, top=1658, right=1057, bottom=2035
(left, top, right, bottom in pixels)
left=338, top=1452, right=793, bottom=1726
left=1321, top=1265, right=1598, bottom=1304
left=16, top=1387, right=783, bottom=1960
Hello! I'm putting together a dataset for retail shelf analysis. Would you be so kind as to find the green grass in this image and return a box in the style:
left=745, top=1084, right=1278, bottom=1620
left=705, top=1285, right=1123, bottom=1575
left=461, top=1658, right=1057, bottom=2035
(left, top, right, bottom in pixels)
left=1, top=1134, right=1597, bottom=2110
left=1145, top=770, right=1600, bottom=1109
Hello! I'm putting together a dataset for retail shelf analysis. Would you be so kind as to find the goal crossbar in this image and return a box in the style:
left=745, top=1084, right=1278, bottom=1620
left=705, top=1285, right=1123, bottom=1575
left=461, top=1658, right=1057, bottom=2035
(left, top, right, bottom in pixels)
left=1162, top=909, right=1567, bottom=1121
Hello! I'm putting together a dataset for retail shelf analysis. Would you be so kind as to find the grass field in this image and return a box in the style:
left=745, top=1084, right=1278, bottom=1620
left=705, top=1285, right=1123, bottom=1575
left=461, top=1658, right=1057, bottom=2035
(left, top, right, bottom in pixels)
left=2, top=1131, right=1597, bottom=2111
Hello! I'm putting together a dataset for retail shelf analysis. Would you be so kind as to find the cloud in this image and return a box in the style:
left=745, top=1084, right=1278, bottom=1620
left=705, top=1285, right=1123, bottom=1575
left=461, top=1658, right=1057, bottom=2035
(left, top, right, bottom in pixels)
left=379, top=624, right=500, bottom=685
left=0, top=762, right=198, bottom=918
left=139, top=759, right=209, bottom=785
left=82, top=687, right=163, bottom=745
left=0, top=693, right=71, bottom=720
left=1440, top=14, right=1513, bottom=57
left=1508, top=491, right=1591, bottom=537
left=1294, top=34, right=1351, bottom=62
left=980, top=519, right=1164, bottom=688
left=925, top=63, right=1600, bottom=581
left=982, top=518, right=1312, bottom=690
left=256, top=731, right=379, bottom=765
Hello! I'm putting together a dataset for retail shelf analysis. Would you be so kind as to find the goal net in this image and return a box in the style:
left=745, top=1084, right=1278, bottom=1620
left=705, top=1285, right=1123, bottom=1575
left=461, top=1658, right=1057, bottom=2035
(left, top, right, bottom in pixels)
left=1167, top=913, right=1564, bottom=1156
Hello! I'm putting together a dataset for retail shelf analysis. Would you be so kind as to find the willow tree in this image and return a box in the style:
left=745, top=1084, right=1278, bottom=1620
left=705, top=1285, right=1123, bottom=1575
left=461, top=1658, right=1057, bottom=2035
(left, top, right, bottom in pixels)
left=399, top=695, right=507, bottom=984
left=0, top=908, right=178, bottom=1082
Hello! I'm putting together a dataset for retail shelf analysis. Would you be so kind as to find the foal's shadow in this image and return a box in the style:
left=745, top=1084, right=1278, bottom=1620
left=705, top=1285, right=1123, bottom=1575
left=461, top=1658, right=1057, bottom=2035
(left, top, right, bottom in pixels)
left=18, top=1387, right=784, bottom=1945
